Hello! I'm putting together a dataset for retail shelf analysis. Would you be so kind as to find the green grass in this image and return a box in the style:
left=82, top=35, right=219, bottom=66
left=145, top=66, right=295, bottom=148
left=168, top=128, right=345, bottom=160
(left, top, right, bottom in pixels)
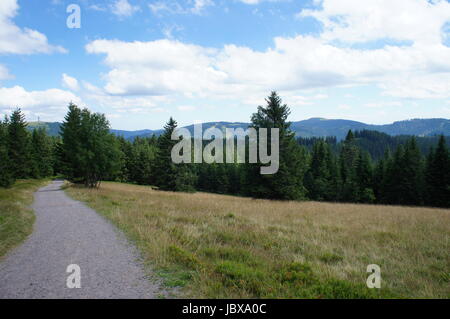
left=66, top=182, right=450, bottom=299
left=0, top=179, right=50, bottom=258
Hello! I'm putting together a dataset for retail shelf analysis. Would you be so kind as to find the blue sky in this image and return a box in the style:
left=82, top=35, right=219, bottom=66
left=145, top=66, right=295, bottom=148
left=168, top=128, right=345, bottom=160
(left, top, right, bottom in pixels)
left=0, top=0, right=449, bottom=130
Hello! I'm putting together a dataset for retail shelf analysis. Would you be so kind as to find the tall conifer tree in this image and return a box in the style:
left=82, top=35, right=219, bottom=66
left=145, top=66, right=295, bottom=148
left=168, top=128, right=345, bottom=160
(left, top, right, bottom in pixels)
left=7, top=109, right=31, bottom=179
left=0, top=117, right=14, bottom=187
left=246, top=91, right=307, bottom=200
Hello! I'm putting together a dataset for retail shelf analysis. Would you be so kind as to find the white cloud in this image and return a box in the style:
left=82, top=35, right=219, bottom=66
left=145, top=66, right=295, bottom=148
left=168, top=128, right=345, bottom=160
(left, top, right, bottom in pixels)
left=84, top=0, right=450, bottom=105
left=379, top=73, right=450, bottom=99
left=0, top=0, right=66, bottom=54
left=85, top=39, right=226, bottom=97
left=238, top=0, right=283, bottom=5
left=191, top=0, right=214, bottom=14
left=0, top=65, right=12, bottom=81
left=89, top=4, right=107, bottom=12
left=0, top=86, right=81, bottom=121
left=110, top=0, right=139, bottom=18
left=162, top=24, right=184, bottom=39
left=149, top=0, right=213, bottom=15
left=299, top=0, right=450, bottom=45
left=86, top=33, right=450, bottom=101
left=81, top=80, right=171, bottom=113
left=240, top=0, right=261, bottom=4
left=61, top=74, right=79, bottom=91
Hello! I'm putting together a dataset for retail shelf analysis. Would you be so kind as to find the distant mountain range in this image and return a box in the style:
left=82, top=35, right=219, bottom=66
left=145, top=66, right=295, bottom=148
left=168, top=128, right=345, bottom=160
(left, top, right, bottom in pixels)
left=28, top=118, right=450, bottom=140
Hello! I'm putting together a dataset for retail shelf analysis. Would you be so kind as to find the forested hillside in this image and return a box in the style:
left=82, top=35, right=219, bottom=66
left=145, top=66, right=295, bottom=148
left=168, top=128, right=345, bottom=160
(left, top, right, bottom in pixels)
left=298, top=130, right=450, bottom=160
left=2, top=92, right=450, bottom=208
left=27, top=118, right=450, bottom=140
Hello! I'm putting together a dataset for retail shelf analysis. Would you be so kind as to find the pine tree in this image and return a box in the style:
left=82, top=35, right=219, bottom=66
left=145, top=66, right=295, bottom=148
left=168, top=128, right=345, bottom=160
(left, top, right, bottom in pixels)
left=355, top=151, right=375, bottom=203
left=60, top=103, right=83, bottom=182
left=339, top=130, right=360, bottom=202
left=116, top=136, right=132, bottom=183
left=127, top=137, right=157, bottom=185
left=7, top=109, right=31, bottom=179
left=373, top=152, right=388, bottom=202
left=60, top=104, right=121, bottom=187
left=401, top=138, right=425, bottom=205
left=0, top=117, right=14, bottom=187
left=216, top=164, right=230, bottom=194
left=305, top=140, right=337, bottom=201
left=245, top=92, right=307, bottom=200
left=327, top=148, right=341, bottom=201
left=382, top=144, right=405, bottom=204
left=425, top=136, right=450, bottom=207
left=79, top=109, right=121, bottom=187
left=154, top=118, right=196, bottom=192
left=30, top=128, right=54, bottom=178
left=154, top=118, right=178, bottom=190
left=227, top=163, right=242, bottom=195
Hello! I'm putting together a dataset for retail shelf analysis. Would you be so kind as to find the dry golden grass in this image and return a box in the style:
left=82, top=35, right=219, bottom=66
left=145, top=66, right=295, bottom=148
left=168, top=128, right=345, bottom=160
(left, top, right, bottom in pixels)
left=67, top=182, right=450, bottom=299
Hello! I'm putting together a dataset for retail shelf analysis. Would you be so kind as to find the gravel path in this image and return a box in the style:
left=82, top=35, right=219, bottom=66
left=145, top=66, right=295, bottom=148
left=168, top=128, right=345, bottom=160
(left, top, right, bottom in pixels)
left=0, top=180, right=161, bottom=299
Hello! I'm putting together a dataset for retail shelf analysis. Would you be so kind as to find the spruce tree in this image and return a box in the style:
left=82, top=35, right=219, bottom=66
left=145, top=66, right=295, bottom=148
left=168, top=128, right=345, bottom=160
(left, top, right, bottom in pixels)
left=373, top=153, right=387, bottom=203
left=0, top=117, right=14, bottom=187
left=383, top=144, right=405, bottom=204
left=60, top=104, right=121, bottom=187
left=154, top=118, right=178, bottom=190
left=355, top=151, right=375, bottom=203
left=60, top=103, right=83, bottom=182
left=128, top=137, right=157, bottom=185
left=339, top=130, right=360, bottom=202
left=79, top=109, right=121, bottom=187
left=246, top=91, right=307, bottom=200
left=305, top=140, right=336, bottom=201
left=425, top=136, right=450, bottom=207
left=7, top=109, right=31, bottom=179
left=30, top=128, right=54, bottom=178
left=216, top=164, right=230, bottom=194
left=401, top=138, right=424, bottom=205
left=154, top=118, right=196, bottom=192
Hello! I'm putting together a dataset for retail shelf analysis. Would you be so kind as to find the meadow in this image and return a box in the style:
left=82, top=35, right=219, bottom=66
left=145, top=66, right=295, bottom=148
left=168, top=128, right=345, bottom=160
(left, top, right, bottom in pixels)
left=67, top=182, right=450, bottom=298
left=0, top=179, right=49, bottom=258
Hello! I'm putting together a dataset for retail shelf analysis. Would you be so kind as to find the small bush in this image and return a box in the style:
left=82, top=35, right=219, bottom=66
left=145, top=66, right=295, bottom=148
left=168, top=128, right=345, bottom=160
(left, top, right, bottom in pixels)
left=167, top=245, right=199, bottom=269
left=279, top=262, right=316, bottom=286
left=201, top=246, right=255, bottom=264
left=157, top=266, right=193, bottom=288
left=319, top=252, right=344, bottom=264
left=215, top=260, right=266, bottom=296
left=312, top=279, right=392, bottom=299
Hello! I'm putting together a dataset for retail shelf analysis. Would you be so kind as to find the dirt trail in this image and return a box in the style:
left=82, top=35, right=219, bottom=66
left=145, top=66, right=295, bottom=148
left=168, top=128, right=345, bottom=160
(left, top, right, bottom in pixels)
left=0, top=180, right=160, bottom=299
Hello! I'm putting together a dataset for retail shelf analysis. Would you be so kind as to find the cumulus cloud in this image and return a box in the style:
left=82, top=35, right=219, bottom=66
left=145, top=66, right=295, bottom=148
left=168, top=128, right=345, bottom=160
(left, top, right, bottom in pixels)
left=84, top=0, right=450, bottom=104
left=0, top=86, right=81, bottom=121
left=86, top=36, right=450, bottom=100
left=299, top=0, right=450, bottom=45
left=0, top=0, right=66, bottom=54
left=110, top=0, right=139, bottom=18
left=81, top=80, right=171, bottom=114
left=62, top=74, right=79, bottom=91
left=85, top=39, right=226, bottom=96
